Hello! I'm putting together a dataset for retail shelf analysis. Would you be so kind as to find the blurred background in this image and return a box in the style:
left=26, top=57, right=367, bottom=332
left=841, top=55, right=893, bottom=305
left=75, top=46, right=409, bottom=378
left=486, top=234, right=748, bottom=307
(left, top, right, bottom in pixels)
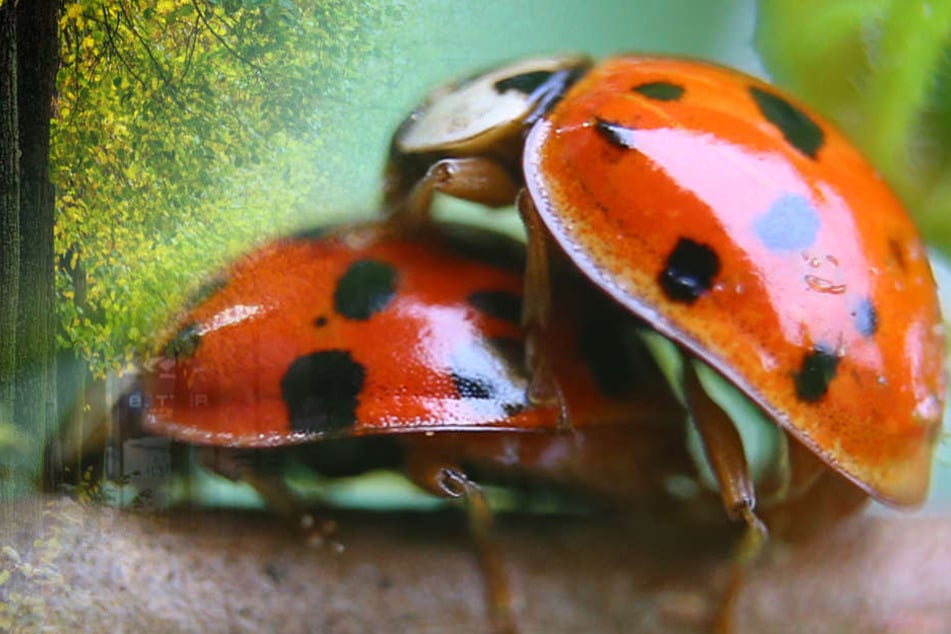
left=2, top=0, right=950, bottom=514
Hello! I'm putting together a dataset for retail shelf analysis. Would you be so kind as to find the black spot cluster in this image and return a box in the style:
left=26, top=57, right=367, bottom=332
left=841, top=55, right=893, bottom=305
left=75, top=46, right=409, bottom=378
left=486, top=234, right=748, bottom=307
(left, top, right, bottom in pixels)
left=749, top=86, right=825, bottom=159
left=451, top=372, right=494, bottom=400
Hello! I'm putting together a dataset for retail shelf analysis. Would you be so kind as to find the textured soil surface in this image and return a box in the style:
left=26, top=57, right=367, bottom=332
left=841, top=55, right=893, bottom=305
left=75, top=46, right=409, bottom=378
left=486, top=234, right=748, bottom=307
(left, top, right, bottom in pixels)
left=2, top=497, right=950, bottom=633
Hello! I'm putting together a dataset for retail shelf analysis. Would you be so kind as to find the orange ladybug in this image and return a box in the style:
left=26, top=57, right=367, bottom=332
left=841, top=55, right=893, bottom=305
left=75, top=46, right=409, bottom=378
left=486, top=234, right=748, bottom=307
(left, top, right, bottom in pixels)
left=139, top=221, right=692, bottom=632
left=383, top=54, right=946, bottom=545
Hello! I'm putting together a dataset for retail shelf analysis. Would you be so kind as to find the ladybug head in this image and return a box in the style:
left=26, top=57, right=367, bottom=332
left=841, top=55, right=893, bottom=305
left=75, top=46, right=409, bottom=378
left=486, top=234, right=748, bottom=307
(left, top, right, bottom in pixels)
left=391, top=54, right=589, bottom=157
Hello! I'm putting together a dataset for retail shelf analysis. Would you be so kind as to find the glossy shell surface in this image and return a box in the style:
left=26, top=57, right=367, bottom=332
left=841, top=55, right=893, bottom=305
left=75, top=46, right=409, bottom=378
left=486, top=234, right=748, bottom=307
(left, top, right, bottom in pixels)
left=523, top=56, right=945, bottom=506
left=143, top=223, right=682, bottom=447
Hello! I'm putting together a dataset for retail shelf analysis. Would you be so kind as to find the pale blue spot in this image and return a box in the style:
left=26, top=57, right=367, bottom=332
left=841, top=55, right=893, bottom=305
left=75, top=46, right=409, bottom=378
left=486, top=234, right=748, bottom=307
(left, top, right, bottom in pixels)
left=754, top=194, right=821, bottom=252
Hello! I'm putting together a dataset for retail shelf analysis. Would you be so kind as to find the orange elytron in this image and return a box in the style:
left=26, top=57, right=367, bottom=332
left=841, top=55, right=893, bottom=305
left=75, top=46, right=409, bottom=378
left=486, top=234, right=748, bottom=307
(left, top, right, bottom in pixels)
left=384, top=54, right=946, bottom=519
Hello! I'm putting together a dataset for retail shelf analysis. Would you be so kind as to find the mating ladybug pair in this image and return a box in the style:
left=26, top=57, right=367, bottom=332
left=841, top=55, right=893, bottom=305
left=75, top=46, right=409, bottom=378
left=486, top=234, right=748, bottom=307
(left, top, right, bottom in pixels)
left=140, top=53, right=945, bottom=631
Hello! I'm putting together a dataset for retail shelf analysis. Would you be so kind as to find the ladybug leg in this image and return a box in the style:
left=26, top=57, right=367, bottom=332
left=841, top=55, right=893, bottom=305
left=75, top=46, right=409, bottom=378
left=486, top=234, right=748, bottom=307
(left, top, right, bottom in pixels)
left=681, top=361, right=768, bottom=634
left=516, top=190, right=568, bottom=423
left=439, top=468, right=518, bottom=634
left=405, top=450, right=517, bottom=634
left=386, top=157, right=520, bottom=233
left=682, top=361, right=768, bottom=548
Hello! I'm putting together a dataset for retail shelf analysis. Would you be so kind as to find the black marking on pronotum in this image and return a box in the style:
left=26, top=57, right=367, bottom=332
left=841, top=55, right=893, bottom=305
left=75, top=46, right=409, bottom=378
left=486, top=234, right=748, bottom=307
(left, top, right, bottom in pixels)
left=853, top=297, right=879, bottom=338
left=468, top=290, right=522, bottom=324
left=494, top=70, right=555, bottom=96
left=633, top=81, right=685, bottom=101
left=313, top=315, right=328, bottom=328
left=164, top=323, right=202, bottom=358
left=594, top=118, right=638, bottom=150
left=793, top=345, right=841, bottom=402
left=658, top=238, right=721, bottom=304
left=282, top=350, right=365, bottom=434
left=333, top=259, right=397, bottom=320
left=749, top=85, right=825, bottom=159
left=451, top=372, right=495, bottom=400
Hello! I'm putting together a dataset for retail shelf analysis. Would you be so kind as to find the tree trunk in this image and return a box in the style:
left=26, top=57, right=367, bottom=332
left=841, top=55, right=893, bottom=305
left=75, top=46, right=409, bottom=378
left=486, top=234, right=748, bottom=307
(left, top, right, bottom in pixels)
left=12, top=0, right=61, bottom=491
left=0, top=1, right=20, bottom=498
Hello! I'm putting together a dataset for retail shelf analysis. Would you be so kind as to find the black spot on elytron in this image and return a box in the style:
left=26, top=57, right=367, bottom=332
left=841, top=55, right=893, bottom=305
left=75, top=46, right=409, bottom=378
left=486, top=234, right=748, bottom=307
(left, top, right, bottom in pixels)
left=749, top=86, right=825, bottom=159
left=485, top=337, right=528, bottom=416
left=633, top=81, right=685, bottom=101
left=853, top=297, right=879, bottom=338
left=333, top=259, right=397, bottom=321
left=282, top=350, right=365, bottom=434
left=595, top=118, right=638, bottom=150
left=313, top=315, right=328, bottom=328
left=452, top=363, right=526, bottom=417
left=659, top=238, right=721, bottom=304
left=493, top=70, right=555, bottom=96
left=468, top=290, right=522, bottom=324
left=793, top=345, right=841, bottom=402
left=501, top=401, right=525, bottom=416
left=451, top=372, right=495, bottom=400
left=164, top=323, right=202, bottom=358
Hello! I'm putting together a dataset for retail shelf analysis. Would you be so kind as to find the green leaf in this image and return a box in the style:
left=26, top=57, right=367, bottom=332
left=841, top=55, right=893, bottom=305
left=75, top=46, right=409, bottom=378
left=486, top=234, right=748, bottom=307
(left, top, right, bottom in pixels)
left=756, top=0, right=951, bottom=250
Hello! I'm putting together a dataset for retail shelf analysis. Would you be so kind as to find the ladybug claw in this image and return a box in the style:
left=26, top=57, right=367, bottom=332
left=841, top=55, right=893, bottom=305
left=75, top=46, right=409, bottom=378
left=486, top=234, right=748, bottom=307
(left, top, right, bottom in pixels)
left=433, top=467, right=518, bottom=634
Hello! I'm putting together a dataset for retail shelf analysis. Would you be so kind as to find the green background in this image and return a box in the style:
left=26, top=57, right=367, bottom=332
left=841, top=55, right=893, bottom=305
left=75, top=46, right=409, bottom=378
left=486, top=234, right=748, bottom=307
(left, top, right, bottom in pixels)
left=35, top=0, right=951, bottom=510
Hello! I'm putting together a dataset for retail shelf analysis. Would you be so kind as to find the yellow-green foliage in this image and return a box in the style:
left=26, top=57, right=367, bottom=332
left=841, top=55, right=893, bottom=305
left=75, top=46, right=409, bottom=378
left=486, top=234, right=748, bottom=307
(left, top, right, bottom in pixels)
left=756, top=0, right=951, bottom=249
left=53, top=0, right=400, bottom=376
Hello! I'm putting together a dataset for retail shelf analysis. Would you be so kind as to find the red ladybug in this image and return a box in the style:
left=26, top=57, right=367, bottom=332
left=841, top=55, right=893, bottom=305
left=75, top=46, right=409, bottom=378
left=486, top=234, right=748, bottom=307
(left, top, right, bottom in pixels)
left=139, top=221, right=692, bottom=632
left=383, top=54, right=946, bottom=542
left=144, top=222, right=684, bottom=448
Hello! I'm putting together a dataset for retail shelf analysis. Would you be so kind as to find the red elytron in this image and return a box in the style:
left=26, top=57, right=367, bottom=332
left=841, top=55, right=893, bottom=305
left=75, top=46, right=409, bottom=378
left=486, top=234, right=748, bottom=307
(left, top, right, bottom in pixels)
left=143, top=222, right=684, bottom=456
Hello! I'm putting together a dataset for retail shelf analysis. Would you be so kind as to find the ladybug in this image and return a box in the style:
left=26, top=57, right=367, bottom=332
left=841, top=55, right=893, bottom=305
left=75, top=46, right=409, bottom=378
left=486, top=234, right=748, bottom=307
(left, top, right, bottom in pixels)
left=383, top=54, right=946, bottom=541
left=144, top=221, right=685, bottom=448
left=139, top=221, right=694, bottom=631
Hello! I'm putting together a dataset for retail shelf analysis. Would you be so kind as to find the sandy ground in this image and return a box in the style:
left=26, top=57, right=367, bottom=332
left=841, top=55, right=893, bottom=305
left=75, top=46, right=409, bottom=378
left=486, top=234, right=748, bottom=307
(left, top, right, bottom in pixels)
left=1, top=496, right=950, bottom=633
